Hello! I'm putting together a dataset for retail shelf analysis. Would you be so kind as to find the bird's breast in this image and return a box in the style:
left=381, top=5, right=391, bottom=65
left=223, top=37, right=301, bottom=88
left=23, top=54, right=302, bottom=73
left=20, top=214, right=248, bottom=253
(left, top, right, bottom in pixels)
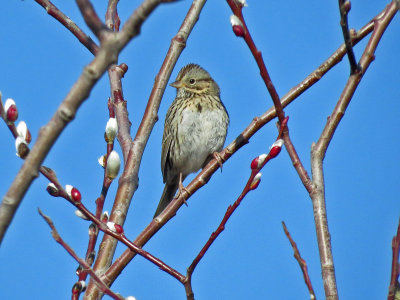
left=174, top=101, right=228, bottom=175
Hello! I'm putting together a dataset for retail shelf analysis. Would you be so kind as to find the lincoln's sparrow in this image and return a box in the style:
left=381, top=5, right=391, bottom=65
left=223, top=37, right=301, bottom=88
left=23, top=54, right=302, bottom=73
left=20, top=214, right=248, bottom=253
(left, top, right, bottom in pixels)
left=154, top=64, right=229, bottom=217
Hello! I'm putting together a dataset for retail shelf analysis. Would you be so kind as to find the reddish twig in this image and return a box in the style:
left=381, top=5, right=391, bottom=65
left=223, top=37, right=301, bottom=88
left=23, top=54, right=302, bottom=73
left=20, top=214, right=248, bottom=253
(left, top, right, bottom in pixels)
left=226, top=1, right=313, bottom=202
left=76, top=0, right=109, bottom=39
left=338, top=0, right=360, bottom=74
left=44, top=177, right=186, bottom=283
left=38, top=209, right=125, bottom=300
left=387, top=218, right=400, bottom=300
left=282, top=221, right=316, bottom=300
left=183, top=119, right=287, bottom=297
left=34, top=0, right=98, bottom=54
left=226, top=0, right=285, bottom=124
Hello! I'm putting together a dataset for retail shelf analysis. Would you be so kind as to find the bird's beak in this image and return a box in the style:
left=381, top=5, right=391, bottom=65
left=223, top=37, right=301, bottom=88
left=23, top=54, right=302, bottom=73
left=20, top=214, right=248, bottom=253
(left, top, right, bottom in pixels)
left=170, top=80, right=182, bottom=88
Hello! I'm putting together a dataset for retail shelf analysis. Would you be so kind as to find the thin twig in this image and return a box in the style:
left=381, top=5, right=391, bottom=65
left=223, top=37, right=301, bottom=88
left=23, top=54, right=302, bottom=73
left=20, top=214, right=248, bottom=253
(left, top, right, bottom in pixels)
left=338, top=0, right=360, bottom=73
left=282, top=221, right=316, bottom=300
left=182, top=121, right=286, bottom=298
left=76, top=0, right=109, bottom=39
left=35, top=0, right=98, bottom=54
left=226, top=0, right=285, bottom=124
left=38, top=209, right=125, bottom=300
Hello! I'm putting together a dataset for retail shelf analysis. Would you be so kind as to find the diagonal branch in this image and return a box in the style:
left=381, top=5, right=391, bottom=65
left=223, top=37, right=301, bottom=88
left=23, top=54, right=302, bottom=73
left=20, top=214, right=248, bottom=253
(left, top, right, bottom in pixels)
left=282, top=221, right=316, bottom=300
left=38, top=209, right=125, bottom=300
left=76, top=0, right=109, bottom=39
left=35, top=0, right=99, bottom=54
left=226, top=0, right=285, bottom=124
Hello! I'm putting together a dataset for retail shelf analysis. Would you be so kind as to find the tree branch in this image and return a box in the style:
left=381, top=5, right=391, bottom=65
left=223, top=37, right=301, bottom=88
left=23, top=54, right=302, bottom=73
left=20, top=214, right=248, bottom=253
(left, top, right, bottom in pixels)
left=310, top=2, right=398, bottom=299
left=338, top=0, right=360, bottom=74
left=35, top=0, right=99, bottom=54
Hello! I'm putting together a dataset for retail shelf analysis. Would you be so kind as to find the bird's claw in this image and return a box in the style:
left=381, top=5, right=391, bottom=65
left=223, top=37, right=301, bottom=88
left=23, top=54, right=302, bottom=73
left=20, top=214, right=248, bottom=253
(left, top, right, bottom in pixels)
left=213, top=152, right=224, bottom=172
left=177, top=173, right=190, bottom=206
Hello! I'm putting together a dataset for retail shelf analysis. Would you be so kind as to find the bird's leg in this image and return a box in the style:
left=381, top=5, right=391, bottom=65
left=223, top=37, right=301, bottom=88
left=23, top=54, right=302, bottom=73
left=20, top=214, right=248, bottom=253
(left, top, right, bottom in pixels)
left=177, top=173, right=191, bottom=206
left=212, top=152, right=224, bottom=172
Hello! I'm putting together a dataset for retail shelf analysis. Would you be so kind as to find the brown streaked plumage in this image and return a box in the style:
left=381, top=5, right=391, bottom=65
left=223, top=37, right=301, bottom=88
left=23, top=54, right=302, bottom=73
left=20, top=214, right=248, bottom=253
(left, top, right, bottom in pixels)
left=154, top=63, right=229, bottom=217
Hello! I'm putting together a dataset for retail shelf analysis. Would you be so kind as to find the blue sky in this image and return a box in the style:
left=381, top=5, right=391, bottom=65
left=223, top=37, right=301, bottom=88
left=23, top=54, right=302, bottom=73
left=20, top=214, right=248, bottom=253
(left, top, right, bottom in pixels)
left=0, top=1, right=399, bottom=299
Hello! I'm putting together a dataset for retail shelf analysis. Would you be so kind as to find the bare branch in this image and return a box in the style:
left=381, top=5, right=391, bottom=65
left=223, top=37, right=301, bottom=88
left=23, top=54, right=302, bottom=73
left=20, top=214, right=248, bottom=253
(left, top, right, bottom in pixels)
left=226, top=0, right=285, bottom=124
left=38, top=208, right=125, bottom=300
left=35, top=0, right=98, bottom=54
left=310, top=3, right=398, bottom=299
left=282, top=221, right=316, bottom=300
left=338, top=0, right=360, bottom=73
left=186, top=124, right=286, bottom=287
left=76, top=0, right=109, bottom=39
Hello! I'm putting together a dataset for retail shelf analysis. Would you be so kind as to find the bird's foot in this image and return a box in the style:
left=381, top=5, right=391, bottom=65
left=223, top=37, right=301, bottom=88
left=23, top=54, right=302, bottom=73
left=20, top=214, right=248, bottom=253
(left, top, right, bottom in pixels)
left=177, top=173, right=190, bottom=206
left=213, top=152, right=224, bottom=172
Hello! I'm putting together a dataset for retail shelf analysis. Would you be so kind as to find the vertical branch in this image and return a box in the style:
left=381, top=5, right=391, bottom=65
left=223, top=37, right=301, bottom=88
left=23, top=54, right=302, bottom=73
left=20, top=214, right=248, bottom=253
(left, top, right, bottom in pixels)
left=338, top=0, right=360, bottom=73
left=311, top=3, right=398, bottom=299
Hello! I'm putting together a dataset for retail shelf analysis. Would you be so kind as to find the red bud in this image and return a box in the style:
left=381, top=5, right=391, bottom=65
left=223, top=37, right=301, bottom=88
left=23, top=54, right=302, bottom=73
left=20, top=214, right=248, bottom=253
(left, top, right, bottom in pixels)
left=6, top=105, right=18, bottom=122
left=114, top=224, right=124, bottom=234
left=71, top=187, right=82, bottom=202
left=232, top=25, right=245, bottom=37
left=269, top=146, right=281, bottom=158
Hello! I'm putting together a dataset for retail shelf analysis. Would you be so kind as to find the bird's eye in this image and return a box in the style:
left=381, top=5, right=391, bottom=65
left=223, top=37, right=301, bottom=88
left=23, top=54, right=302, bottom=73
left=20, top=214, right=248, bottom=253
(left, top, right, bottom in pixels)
left=189, top=78, right=196, bottom=85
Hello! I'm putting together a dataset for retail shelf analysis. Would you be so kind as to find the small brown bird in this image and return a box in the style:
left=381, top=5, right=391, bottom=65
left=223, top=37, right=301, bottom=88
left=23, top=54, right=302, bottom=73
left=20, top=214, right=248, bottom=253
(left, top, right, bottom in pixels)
left=154, top=64, right=229, bottom=217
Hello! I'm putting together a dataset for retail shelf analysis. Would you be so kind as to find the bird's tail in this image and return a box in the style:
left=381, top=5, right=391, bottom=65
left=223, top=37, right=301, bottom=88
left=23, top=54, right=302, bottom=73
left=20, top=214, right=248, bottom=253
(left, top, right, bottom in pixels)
left=154, top=182, right=179, bottom=218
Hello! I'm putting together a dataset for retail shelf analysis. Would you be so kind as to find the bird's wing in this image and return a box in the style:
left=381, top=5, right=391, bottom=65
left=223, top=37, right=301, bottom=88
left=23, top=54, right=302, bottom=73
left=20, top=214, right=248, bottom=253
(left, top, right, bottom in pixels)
left=161, top=131, right=173, bottom=184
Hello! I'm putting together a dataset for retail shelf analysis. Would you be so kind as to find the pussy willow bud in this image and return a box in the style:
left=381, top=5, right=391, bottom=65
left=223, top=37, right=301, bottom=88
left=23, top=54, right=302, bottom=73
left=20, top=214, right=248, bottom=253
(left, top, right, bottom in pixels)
left=106, top=221, right=124, bottom=234
left=46, top=182, right=59, bottom=197
left=98, top=155, right=106, bottom=168
left=269, top=139, right=284, bottom=158
left=101, top=211, right=109, bottom=223
left=250, top=154, right=268, bottom=170
left=106, top=150, right=121, bottom=179
left=105, top=118, right=118, bottom=143
left=16, top=121, right=32, bottom=144
left=250, top=172, right=262, bottom=190
left=75, top=210, right=89, bottom=220
left=230, top=15, right=245, bottom=37
left=15, top=136, right=29, bottom=158
left=70, top=187, right=82, bottom=203
left=4, top=98, right=18, bottom=122
left=234, top=0, right=248, bottom=7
